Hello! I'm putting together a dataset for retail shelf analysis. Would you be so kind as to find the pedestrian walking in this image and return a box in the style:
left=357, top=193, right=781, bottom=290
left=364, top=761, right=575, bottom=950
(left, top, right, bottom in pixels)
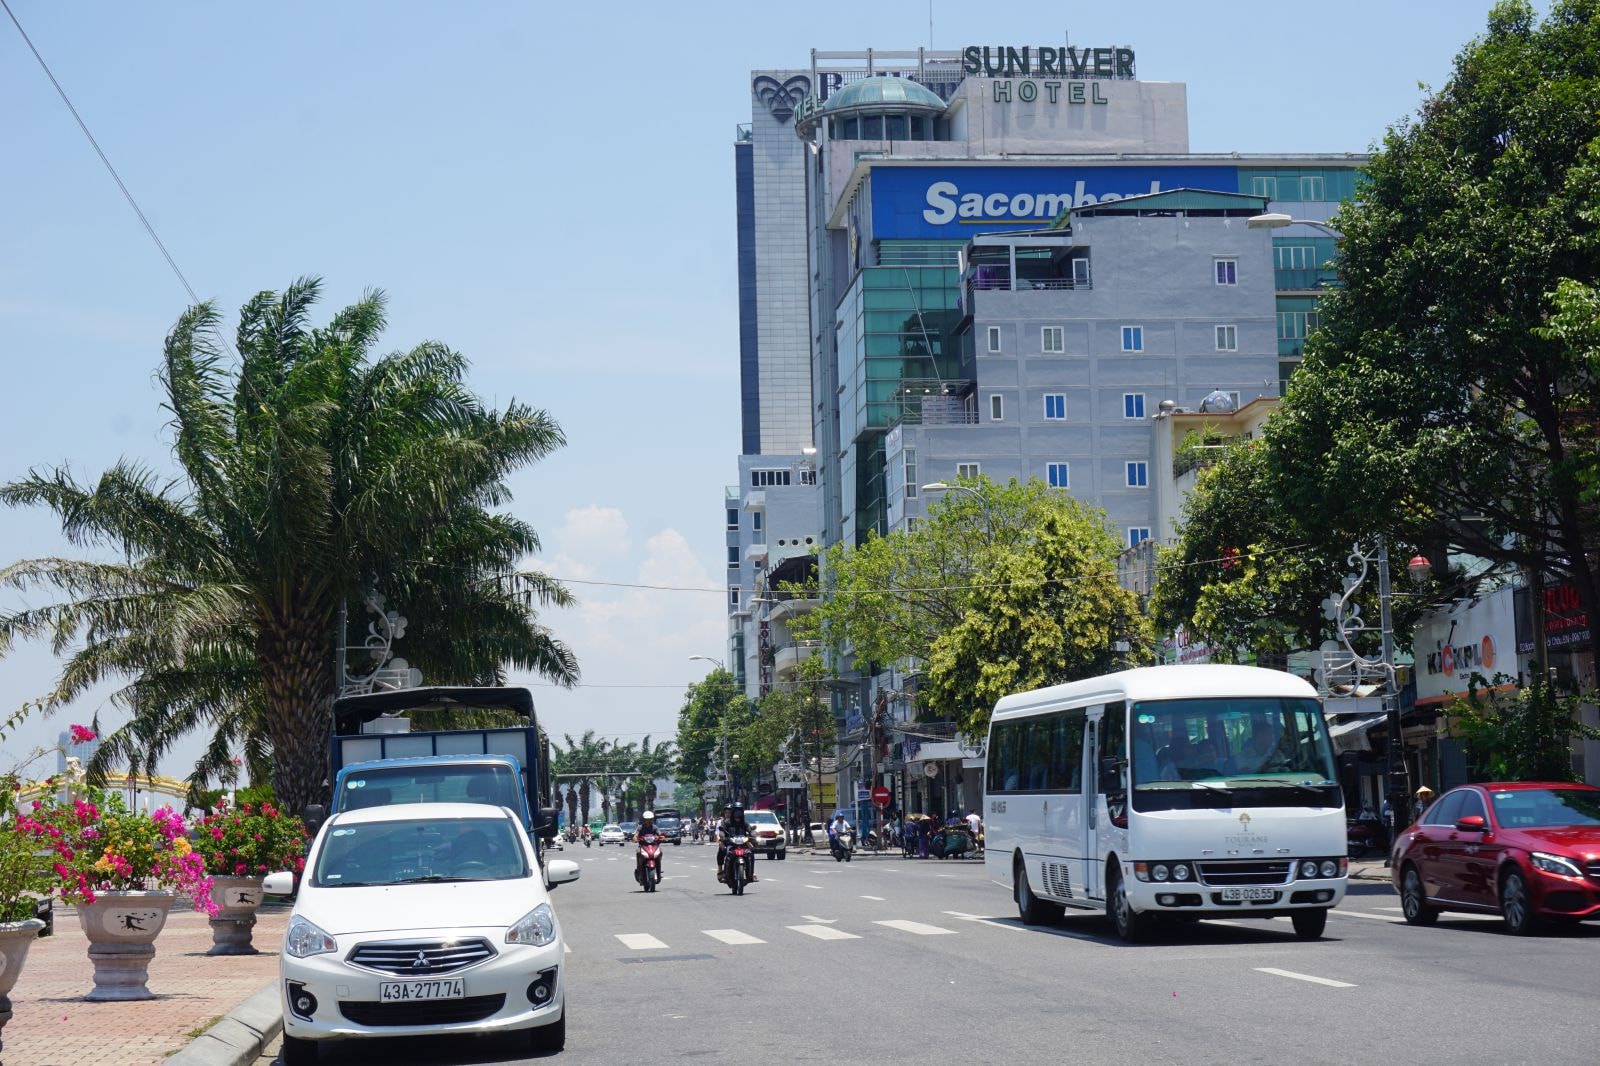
left=917, top=813, right=930, bottom=859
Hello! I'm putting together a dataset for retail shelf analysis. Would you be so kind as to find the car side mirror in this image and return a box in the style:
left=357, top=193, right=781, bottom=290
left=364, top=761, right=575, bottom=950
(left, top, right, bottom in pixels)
left=545, top=859, right=580, bottom=890
left=262, top=871, right=297, bottom=896
left=1454, top=815, right=1487, bottom=833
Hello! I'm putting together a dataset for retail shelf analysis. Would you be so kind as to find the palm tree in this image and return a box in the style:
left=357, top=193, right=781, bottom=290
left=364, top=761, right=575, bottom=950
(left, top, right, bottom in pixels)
left=554, top=730, right=609, bottom=826
left=634, top=736, right=677, bottom=812
left=599, top=739, right=637, bottom=824
left=0, top=279, right=578, bottom=811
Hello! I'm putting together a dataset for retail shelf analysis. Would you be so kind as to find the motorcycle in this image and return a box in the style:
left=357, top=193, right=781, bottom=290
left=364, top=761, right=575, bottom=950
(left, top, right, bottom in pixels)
left=830, top=828, right=855, bottom=862
left=930, top=823, right=973, bottom=859
left=722, top=834, right=754, bottom=895
left=635, top=833, right=663, bottom=892
left=1346, top=817, right=1386, bottom=858
left=583, top=832, right=592, bottom=849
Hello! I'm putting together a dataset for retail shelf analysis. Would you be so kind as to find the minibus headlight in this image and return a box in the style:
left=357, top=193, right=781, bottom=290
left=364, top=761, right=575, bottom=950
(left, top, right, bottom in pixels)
left=1152, top=864, right=1170, bottom=882
left=1172, top=863, right=1191, bottom=882
left=1300, top=860, right=1319, bottom=879
left=1320, top=860, right=1339, bottom=878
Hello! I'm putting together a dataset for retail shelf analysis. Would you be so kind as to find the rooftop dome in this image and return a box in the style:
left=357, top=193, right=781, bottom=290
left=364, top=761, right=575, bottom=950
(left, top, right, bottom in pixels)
left=820, top=76, right=947, bottom=114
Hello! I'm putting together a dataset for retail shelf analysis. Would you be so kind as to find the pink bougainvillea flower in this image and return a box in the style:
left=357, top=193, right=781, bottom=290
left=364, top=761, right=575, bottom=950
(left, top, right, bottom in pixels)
left=69, top=724, right=97, bottom=744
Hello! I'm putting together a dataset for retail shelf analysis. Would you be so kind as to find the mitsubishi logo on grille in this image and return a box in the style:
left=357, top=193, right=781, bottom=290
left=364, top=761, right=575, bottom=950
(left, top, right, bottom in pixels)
left=411, top=951, right=429, bottom=970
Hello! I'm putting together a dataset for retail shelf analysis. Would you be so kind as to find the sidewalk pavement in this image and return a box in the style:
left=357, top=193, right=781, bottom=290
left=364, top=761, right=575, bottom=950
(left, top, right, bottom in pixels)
left=4, top=901, right=288, bottom=1066
left=1350, top=858, right=1393, bottom=882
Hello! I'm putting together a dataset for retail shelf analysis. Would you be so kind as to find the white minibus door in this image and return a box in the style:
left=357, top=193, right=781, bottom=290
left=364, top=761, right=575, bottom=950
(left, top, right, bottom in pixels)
left=1083, top=715, right=1102, bottom=900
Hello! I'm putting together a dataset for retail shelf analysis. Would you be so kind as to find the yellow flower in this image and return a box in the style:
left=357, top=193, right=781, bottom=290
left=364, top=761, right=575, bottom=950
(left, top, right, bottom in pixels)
left=173, top=838, right=192, bottom=856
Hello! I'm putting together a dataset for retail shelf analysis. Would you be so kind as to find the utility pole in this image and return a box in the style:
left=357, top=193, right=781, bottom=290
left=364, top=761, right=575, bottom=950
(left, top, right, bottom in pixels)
left=1376, top=537, right=1409, bottom=851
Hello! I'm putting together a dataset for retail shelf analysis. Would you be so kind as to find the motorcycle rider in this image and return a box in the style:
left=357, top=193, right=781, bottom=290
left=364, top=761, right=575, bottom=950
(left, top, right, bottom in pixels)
left=715, top=802, right=758, bottom=883
left=634, top=810, right=664, bottom=885
left=827, top=812, right=853, bottom=857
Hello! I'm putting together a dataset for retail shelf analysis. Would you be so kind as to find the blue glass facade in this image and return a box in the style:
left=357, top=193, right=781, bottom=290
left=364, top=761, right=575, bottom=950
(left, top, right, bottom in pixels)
left=735, top=139, right=760, bottom=454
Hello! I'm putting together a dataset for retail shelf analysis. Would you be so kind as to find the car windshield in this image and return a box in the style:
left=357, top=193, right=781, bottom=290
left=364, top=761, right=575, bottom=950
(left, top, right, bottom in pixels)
left=1490, top=788, right=1600, bottom=828
left=657, top=817, right=680, bottom=829
left=602, top=825, right=621, bottom=833
left=621, top=822, right=637, bottom=830
left=338, top=764, right=521, bottom=814
left=1130, top=697, right=1337, bottom=802
left=314, top=816, right=529, bottom=887
left=745, top=811, right=779, bottom=825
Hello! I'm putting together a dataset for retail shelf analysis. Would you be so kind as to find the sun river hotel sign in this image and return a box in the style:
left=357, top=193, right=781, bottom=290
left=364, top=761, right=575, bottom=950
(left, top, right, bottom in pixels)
left=962, top=43, right=1137, bottom=105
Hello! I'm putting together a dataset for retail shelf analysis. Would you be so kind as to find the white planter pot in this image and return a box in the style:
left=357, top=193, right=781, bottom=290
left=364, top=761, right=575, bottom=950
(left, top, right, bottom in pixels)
left=206, top=876, right=265, bottom=956
left=76, top=891, right=174, bottom=1001
left=0, top=919, right=46, bottom=1055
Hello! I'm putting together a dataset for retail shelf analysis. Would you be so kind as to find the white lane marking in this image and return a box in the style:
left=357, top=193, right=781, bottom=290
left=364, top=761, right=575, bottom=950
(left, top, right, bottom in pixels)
left=607, top=857, right=619, bottom=862
left=800, top=915, right=836, bottom=924
left=874, top=919, right=956, bottom=936
left=764, top=877, right=779, bottom=882
left=703, top=929, right=765, bottom=946
left=804, top=884, right=824, bottom=890
left=1254, top=967, right=1355, bottom=989
left=860, top=895, right=886, bottom=901
left=563, top=944, right=571, bottom=954
left=1333, top=910, right=1402, bottom=922
left=616, top=933, right=669, bottom=950
left=788, top=924, right=861, bottom=941
left=943, top=911, right=1030, bottom=933
left=935, top=873, right=955, bottom=878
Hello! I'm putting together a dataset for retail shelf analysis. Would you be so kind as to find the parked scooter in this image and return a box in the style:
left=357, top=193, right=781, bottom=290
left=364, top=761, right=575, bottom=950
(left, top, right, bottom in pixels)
left=635, top=831, right=664, bottom=892
left=721, top=833, right=754, bottom=895
left=1346, top=815, right=1387, bottom=858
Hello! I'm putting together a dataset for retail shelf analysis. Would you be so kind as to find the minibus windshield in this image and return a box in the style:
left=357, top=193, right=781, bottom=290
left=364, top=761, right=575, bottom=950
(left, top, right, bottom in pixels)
left=1130, top=697, right=1336, bottom=797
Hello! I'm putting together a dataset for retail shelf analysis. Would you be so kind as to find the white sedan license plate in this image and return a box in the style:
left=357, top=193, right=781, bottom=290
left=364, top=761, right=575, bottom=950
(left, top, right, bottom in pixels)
left=378, top=979, right=464, bottom=1002
left=1221, top=886, right=1277, bottom=901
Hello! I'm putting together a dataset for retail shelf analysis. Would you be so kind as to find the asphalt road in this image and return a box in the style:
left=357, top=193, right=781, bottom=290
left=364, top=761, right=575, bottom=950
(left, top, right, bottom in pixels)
left=261, top=842, right=1600, bottom=1065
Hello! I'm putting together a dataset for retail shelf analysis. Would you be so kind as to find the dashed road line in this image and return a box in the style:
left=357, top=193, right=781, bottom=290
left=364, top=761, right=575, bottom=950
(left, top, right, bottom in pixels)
left=800, top=915, right=836, bottom=924
left=616, top=933, right=669, bottom=950
left=804, top=884, right=824, bottom=890
left=788, top=924, right=861, bottom=941
left=1254, top=967, right=1355, bottom=988
left=860, top=895, right=886, bottom=901
left=702, top=929, right=765, bottom=946
left=874, top=919, right=956, bottom=936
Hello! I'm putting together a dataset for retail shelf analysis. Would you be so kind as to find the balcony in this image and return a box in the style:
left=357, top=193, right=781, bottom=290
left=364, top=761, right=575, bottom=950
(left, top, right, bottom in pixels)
left=774, top=641, right=821, bottom=678
left=890, top=378, right=977, bottom=427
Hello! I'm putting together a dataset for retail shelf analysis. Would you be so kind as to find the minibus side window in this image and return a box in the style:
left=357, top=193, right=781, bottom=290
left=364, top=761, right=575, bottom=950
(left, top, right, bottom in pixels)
left=1051, top=711, right=1086, bottom=792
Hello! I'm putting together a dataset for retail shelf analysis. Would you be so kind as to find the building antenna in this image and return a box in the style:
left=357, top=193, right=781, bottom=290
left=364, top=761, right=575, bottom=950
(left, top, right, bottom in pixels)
left=928, top=0, right=933, bottom=50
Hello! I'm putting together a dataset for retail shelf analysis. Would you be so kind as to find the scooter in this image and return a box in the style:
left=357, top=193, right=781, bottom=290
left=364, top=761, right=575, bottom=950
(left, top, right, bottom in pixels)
left=721, top=834, right=754, bottom=895
left=636, top=834, right=663, bottom=892
left=830, top=828, right=855, bottom=862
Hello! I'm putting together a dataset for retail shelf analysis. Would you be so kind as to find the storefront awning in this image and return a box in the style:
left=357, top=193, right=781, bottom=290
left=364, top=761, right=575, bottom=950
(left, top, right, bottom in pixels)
left=1327, top=713, right=1388, bottom=754
left=909, top=740, right=980, bottom=764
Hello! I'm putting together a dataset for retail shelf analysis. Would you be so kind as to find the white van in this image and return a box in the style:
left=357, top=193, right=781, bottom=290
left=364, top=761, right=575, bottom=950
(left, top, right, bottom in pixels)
left=984, top=665, right=1347, bottom=941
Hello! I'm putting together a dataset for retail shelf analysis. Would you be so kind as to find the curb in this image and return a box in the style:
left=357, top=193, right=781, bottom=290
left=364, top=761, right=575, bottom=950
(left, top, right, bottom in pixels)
left=168, top=980, right=281, bottom=1066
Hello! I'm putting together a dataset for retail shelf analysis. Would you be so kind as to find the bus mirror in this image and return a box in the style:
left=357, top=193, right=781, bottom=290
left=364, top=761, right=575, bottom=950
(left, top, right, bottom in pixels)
left=1098, top=758, right=1123, bottom=794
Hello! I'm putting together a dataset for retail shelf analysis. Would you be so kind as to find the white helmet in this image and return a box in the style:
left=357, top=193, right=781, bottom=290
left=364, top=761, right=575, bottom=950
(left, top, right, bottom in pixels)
left=642, top=810, right=655, bottom=820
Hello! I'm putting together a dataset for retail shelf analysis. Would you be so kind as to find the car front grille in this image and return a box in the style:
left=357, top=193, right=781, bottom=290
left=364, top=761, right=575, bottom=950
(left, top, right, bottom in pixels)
left=347, top=938, right=496, bottom=976
left=1587, top=861, right=1600, bottom=880
left=340, top=994, right=505, bottom=1027
left=1195, top=861, right=1293, bottom=887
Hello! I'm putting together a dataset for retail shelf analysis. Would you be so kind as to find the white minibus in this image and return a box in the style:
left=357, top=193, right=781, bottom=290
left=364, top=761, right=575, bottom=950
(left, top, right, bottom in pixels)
left=984, top=665, right=1347, bottom=941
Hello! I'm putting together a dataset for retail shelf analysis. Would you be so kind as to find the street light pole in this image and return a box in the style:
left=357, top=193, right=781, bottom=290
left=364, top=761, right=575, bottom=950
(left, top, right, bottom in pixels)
left=1374, top=537, right=1409, bottom=851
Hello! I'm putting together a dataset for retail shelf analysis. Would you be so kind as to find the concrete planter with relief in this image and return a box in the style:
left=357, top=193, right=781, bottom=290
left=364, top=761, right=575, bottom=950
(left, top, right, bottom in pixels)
left=206, top=875, right=265, bottom=955
left=76, top=890, right=173, bottom=1000
left=0, top=919, right=47, bottom=1055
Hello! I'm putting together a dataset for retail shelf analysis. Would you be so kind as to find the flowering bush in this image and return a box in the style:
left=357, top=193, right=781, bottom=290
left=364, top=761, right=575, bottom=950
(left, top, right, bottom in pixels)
left=193, top=799, right=308, bottom=879
left=14, top=785, right=217, bottom=915
left=68, top=724, right=97, bottom=745
left=0, top=773, right=52, bottom=923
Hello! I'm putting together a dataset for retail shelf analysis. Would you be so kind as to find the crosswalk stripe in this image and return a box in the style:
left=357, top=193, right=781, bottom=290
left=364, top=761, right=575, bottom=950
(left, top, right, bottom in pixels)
left=788, top=924, right=861, bottom=941
left=1255, top=967, right=1355, bottom=989
left=703, top=929, right=765, bottom=946
left=616, top=933, right=669, bottom=950
left=1333, top=910, right=1401, bottom=922
left=874, top=919, right=956, bottom=936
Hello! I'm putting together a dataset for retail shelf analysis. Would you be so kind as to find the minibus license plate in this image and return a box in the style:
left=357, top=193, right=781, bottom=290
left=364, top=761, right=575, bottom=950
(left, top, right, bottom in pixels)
left=1221, top=887, right=1276, bottom=901
left=379, top=979, right=464, bottom=1002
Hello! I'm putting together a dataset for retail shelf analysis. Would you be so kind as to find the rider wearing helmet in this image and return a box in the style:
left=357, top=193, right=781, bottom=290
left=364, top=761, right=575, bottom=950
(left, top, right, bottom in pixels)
left=634, top=810, right=663, bottom=884
left=715, top=802, right=758, bottom=883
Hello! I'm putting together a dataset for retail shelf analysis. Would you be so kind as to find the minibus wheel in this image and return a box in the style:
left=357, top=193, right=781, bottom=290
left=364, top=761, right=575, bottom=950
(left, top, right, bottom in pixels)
left=1014, top=855, right=1063, bottom=925
left=1106, top=866, right=1147, bottom=943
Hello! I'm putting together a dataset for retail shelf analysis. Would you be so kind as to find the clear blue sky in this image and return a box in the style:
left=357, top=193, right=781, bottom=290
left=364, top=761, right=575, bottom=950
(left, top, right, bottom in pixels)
left=0, top=1, right=1536, bottom=780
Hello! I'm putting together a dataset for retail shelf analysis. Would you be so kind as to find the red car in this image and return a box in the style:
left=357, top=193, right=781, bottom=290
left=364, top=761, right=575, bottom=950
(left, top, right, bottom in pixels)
left=1391, top=781, right=1600, bottom=934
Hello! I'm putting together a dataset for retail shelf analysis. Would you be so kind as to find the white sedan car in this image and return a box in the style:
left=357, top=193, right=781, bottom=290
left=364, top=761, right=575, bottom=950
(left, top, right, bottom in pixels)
left=597, top=823, right=625, bottom=845
left=266, top=803, right=579, bottom=1064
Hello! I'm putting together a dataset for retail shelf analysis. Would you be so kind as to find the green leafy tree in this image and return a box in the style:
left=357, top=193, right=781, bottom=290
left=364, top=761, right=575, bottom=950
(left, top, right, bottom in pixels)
left=672, top=669, right=749, bottom=805
left=1264, top=0, right=1600, bottom=681
left=815, top=477, right=1148, bottom=739
left=1445, top=676, right=1600, bottom=781
left=0, top=279, right=577, bottom=812
left=552, top=730, right=609, bottom=825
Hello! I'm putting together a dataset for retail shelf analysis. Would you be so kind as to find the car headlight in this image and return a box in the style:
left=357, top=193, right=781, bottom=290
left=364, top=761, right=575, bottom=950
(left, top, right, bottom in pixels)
left=1530, top=852, right=1584, bottom=878
left=285, top=916, right=338, bottom=958
left=1171, top=863, right=1191, bottom=882
left=1320, top=860, right=1339, bottom=878
left=1152, top=864, right=1170, bottom=882
left=1300, top=860, right=1319, bottom=879
left=507, top=903, right=557, bottom=946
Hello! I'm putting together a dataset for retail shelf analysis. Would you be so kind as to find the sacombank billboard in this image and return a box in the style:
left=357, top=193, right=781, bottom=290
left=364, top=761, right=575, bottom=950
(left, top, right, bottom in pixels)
left=869, top=165, right=1240, bottom=240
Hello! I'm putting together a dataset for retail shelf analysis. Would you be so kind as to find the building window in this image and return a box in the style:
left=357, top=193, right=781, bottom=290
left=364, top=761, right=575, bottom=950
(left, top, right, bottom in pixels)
left=1215, top=258, right=1238, bottom=286
left=1047, top=462, right=1070, bottom=489
left=1275, top=245, right=1316, bottom=270
left=990, top=394, right=1004, bottom=421
left=1043, top=393, right=1067, bottom=420
left=1125, top=462, right=1149, bottom=488
left=1041, top=326, right=1064, bottom=354
left=726, top=507, right=739, bottom=531
left=1128, top=527, right=1152, bottom=548
left=987, top=326, right=1002, bottom=353
left=752, top=510, right=763, bottom=534
left=727, top=546, right=740, bottom=569
left=1123, top=393, right=1146, bottom=419
left=729, top=586, right=740, bottom=610
left=956, top=462, right=981, bottom=480
left=904, top=449, right=918, bottom=499
left=1251, top=175, right=1277, bottom=199
left=798, top=467, right=817, bottom=485
left=1071, top=258, right=1090, bottom=286
left=1278, top=310, right=1321, bottom=340
left=751, top=469, right=792, bottom=487
left=1300, top=175, right=1325, bottom=200
left=1215, top=324, right=1238, bottom=351
left=1120, top=325, right=1143, bottom=352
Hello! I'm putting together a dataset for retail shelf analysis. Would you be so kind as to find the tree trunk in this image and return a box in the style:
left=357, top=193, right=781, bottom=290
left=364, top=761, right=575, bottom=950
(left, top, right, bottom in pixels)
left=257, top=606, right=336, bottom=815
left=565, top=786, right=577, bottom=826
left=578, top=782, right=590, bottom=825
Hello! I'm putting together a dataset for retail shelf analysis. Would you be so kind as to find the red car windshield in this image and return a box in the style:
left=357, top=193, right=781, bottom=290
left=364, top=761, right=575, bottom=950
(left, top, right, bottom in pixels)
left=1489, top=788, right=1600, bottom=828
